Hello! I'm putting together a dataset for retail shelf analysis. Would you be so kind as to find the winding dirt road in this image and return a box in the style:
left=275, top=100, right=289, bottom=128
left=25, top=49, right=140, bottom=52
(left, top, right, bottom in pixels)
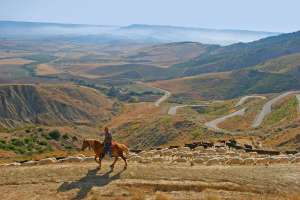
left=235, top=95, right=266, bottom=107
left=205, top=108, right=246, bottom=132
left=154, top=89, right=171, bottom=107
left=252, top=91, right=300, bottom=128
left=297, top=94, right=300, bottom=112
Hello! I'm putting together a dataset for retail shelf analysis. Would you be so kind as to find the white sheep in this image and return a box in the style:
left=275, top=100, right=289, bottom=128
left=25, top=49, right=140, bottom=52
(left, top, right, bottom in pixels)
left=255, top=158, right=270, bottom=165
left=206, top=158, right=221, bottom=165
left=226, top=151, right=239, bottom=157
left=129, top=155, right=143, bottom=162
left=203, top=149, right=216, bottom=154
left=82, top=156, right=95, bottom=162
left=22, top=161, right=37, bottom=166
left=194, top=146, right=205, bottom=151
left=173, top=158, right=187, bottom=163
left=243, top=158, right=256, bottom=165
left=192, top=158, right=205, bottom=165
left=38, top=158, right=57, bottom=165
left=5, top=162, right=21, bottom=167
left=270, top=156, right=290, bottom=164
left=179, top=147, right=191, bottom=152
left=140, top=158, right=152, bottom=164
left=151, top=157, right=165, bottom=162
left=226, top=157, right=244, bottom=165
left=249, top=152, right=258, bottom=157
left=161, top=149, right=173, bottom=157
left=216, top=148, right=227, bottom=154
left=292, top=157, right=300, bottom=164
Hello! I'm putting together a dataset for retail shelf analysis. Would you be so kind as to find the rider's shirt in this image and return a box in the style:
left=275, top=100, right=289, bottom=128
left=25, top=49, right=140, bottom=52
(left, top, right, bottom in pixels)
left=104, top=131, right=112, bottom=145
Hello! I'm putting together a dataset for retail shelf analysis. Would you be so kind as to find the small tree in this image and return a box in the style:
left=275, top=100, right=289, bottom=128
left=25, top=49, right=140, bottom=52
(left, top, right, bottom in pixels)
left=48, top=130, right=61, bottom=141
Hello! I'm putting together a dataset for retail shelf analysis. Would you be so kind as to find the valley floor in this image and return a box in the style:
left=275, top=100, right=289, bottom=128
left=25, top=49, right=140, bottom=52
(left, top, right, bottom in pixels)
left=0, top=162, right=300, bottom=200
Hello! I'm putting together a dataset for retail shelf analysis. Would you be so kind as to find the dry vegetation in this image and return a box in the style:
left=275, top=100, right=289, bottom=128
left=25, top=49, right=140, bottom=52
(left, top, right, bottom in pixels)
left=0, top=162, right=300, bottom=200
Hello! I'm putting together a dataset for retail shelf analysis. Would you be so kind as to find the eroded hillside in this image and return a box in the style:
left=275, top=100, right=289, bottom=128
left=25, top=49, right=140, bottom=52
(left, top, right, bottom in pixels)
left=0, top=84, right=115, bottom=129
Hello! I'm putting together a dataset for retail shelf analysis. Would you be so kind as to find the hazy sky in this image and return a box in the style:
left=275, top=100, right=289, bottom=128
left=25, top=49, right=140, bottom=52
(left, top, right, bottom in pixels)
left=0, top=0, right=299, bottom=32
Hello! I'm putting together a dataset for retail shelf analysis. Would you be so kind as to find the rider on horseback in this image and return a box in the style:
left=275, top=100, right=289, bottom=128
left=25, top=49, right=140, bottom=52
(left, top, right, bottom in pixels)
left=101, top=127, right=112, bottom=158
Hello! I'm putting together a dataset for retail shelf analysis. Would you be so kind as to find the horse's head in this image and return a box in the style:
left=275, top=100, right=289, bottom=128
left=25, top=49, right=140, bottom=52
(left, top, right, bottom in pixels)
left=81, top=139, right=91, bottom=151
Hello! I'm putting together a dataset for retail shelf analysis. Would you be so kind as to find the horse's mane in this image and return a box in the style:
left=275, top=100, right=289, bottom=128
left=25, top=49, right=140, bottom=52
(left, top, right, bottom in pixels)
left=84, top=139, right=103, bottom=149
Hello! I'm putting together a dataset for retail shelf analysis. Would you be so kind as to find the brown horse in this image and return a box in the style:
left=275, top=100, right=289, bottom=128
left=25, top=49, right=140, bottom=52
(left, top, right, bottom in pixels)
left=81, top=139, right=129, bottom=170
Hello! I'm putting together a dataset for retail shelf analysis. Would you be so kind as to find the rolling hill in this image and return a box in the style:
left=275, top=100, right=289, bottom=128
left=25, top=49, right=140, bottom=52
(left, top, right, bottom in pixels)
left=152, top=69, right=300, bottom=100
left=126, top=42, right=219, bottom=67
left=174, top=31, right=300, bottom=76
left=255, top=52, right=300, bottom=74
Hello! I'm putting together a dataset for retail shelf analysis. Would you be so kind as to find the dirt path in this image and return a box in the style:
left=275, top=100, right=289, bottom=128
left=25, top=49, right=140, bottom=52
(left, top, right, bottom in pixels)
left=252, top=91, right=300, bottom=128
left=0, top=162, right=299, bottom=200
left=297, top=94, right=300, bottom=113
left=135, top=81, right=171, bottom=107
left=235, top=95, right=266, bottom=107
left=154, top=88, right=171, bottom=107
left=205, top=108, right=246, bottom=133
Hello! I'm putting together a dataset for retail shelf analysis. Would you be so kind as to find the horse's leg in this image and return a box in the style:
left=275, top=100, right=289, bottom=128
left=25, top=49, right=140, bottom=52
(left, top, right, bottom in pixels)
left=121, top=154, right=127, bottom=170
left=110, top=157, right=118, bottom=170
left=95, top=154, right=102, bottom=169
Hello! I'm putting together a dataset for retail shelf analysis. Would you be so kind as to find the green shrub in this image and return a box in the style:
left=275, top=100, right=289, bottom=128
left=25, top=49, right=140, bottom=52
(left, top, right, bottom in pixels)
left=11, top=138, right=25, bottom=146
left=38, top=140, right=48, bottom=146
left=48, top=130, right=61, bottom=141
left=62, top=134, right=69, bottom=140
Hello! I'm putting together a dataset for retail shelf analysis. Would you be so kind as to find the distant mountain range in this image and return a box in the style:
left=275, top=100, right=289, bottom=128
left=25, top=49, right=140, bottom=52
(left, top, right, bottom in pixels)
left=0, top=21, right=280, bottom=45
left=174, top=31, right=300, bottom=75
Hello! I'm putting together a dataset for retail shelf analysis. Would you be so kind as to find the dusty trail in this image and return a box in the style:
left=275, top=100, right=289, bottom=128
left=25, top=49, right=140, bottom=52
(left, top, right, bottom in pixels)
left=297, top=94, right=300, bottom=112
left=135, top=81, right=171, bottom=107
left=205, top=108, right=246, bottom=132
left=154, top=88, right=171, bottom=107
left=252, top=91, right=300, bottom=128
left=0, top=162, right=299, bottom=200
left=235, top=95, right=266, bottom=107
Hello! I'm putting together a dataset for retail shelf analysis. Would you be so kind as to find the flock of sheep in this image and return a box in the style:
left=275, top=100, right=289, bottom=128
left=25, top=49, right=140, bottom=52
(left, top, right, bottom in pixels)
left=128, top=146, right=300, bottom=166
left=1, top=144, right=300, bottom=168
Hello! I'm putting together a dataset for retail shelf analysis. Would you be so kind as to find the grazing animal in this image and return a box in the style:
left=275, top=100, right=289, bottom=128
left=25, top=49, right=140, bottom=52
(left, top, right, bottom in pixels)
left=81, top=139, right=129, bottom=170
left=169, top=145, right=180, bottom=149
left=244, top=144, right=253, bottom=149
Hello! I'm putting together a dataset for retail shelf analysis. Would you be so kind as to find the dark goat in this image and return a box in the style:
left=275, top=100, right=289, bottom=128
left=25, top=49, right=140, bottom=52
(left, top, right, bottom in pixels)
left=169, top=145, right=180, bottom=149
left=245, top=149, right=280, bottom=155
left=244, top=144, right=253, bottom=149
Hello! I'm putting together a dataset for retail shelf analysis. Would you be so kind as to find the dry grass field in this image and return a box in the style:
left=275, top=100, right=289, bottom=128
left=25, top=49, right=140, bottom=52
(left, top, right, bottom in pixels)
left=0, top=162, right=300, bottom=200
